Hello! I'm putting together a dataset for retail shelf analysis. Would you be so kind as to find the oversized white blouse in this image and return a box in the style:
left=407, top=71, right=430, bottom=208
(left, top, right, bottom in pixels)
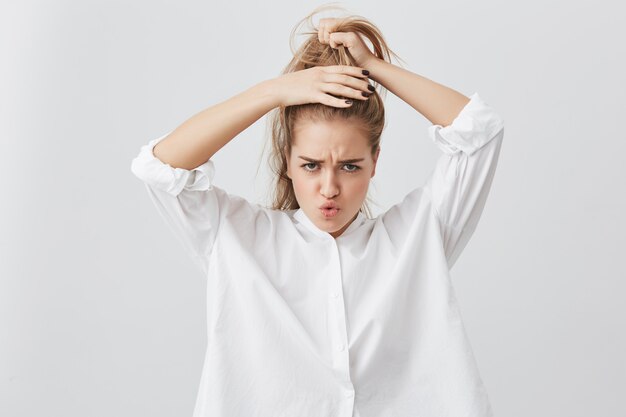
left=130, top=91, right=505, bottom=417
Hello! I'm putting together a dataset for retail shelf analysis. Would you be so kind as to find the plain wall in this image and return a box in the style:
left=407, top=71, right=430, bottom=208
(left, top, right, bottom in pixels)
left=1, top=0, right=624, bottom=416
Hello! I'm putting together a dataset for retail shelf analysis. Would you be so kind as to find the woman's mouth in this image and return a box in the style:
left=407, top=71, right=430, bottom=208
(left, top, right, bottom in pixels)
left=320, top=207, right=339, bottom=218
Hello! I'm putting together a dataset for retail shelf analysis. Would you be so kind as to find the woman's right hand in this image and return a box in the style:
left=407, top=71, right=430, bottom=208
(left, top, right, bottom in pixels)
left=271, top=65, right=374, bottom=108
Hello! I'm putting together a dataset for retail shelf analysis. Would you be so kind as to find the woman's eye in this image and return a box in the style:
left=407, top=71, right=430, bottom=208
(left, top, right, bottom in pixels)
left=343, top=164, right=360, bottom=172
left=302, top=163, right=317, bottom=171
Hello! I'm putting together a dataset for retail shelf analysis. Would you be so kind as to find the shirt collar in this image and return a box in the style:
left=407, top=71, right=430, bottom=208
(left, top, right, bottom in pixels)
left=293, top=208, right=366, bottom=239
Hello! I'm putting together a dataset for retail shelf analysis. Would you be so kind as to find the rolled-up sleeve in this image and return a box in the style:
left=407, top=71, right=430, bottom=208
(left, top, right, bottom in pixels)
left=130, top=131, right=229, bottom=270
left=424, top=92, right=505, bottom=269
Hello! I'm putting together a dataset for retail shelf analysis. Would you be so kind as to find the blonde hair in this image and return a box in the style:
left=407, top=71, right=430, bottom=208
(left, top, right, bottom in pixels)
left=265, top=4, right=404, bottom=219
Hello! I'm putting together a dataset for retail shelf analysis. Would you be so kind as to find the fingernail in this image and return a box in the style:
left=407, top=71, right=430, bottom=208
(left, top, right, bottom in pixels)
left=345, top=99, right=353, bottom=104
left=362, top=70, right=370, bottom=75
left=368, top=84, right=375, bottom=91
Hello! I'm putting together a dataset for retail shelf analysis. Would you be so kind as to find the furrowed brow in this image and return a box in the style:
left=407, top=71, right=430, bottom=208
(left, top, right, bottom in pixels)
left=298, top=155, right=365, bottom=164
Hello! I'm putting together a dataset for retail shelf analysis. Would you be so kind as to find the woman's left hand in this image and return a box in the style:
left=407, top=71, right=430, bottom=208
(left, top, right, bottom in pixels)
left=318, top=18, right=378, bottom=69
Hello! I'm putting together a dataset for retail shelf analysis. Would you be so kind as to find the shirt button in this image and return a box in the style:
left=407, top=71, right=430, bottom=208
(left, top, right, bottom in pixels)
left=330, top=291, right=339, bottom=298
left=337, top=344, right=345, bottom=351
left=346, top=391, right=354, bottom=398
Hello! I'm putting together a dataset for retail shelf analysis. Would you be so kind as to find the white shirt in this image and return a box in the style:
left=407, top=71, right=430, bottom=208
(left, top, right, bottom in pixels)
left=130, top=91, right=505, bottom=417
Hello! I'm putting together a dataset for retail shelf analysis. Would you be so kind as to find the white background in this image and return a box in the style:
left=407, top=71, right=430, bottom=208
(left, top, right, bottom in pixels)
left=1, top=0, right=624, bottom=416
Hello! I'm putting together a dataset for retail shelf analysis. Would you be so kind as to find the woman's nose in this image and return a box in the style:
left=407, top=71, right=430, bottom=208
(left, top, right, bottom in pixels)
left=320, top=171, right=339, bottom=198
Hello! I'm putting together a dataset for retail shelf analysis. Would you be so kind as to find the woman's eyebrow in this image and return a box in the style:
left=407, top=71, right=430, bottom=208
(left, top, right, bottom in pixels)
left=298, top=155, right=365, bottom=164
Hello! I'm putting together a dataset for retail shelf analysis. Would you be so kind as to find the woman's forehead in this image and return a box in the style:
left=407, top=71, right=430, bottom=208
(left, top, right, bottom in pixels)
left=291, top=134, right=370, bottom=158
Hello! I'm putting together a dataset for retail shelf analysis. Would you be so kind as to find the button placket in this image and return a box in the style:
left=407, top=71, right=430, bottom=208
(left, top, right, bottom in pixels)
left=327, top=240, right=356, bottom=414
left=328, top=240, right=352, bottom=386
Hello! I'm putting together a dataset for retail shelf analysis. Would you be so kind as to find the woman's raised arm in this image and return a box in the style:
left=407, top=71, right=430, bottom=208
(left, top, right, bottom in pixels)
left=364, top=58, right=505, bottom=270
left=152, top=80, right=279, bottom=170
left=366, top=58, right=469, bottom=128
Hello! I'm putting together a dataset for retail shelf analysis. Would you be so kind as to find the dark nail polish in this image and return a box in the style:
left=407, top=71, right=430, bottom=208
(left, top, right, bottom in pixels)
left=368, top=84, right=375, bottom=92
left=345, top=99, right=353, bottom=104
left=362, top=91, right=372, bottom=97
left=362, top=69, right=369, bottom=76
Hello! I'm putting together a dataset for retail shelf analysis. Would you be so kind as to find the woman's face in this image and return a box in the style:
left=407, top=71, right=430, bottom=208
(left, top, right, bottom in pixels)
left=286, top=117, right=379, bottom=238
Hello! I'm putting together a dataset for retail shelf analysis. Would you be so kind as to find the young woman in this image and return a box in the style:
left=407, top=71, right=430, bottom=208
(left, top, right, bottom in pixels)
left=131, top=7, right=505, bottom=417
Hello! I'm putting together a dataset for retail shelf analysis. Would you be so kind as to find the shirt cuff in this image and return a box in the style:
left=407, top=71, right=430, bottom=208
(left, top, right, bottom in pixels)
left=130, top=131, right=216, bottom=196
left=427, top=92, right=505, bottom=156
